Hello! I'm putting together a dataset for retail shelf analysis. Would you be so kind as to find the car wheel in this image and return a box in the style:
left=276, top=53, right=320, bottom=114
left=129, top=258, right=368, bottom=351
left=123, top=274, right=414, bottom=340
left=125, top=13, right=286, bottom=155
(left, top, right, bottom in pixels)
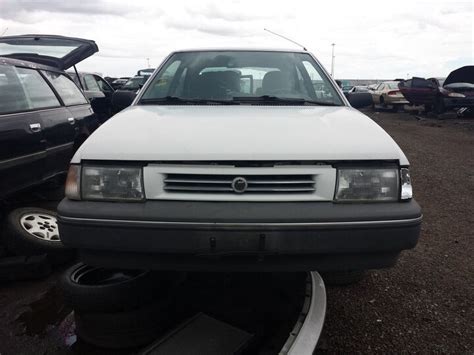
left=379, top=96, right=385, bottom=107
left=321, top=270, right=366, bottom=286
left=61, top=263, right=178, bottom=313
left=2, top=207, right=73, bottom=264
left=75, top=300, right=172, bottom=349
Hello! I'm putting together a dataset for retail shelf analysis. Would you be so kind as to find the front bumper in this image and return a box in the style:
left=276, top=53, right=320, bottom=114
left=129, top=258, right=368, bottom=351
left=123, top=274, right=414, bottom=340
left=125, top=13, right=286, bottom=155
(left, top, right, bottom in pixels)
left=58, top=199, right=422, bottom=271
left=443, top=97, right=474, bottom=109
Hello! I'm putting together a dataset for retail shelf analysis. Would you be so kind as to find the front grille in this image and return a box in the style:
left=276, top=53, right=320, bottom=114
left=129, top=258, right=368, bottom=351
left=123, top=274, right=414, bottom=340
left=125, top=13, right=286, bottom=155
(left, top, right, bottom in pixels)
left=163, top=173, right=316, bottom=194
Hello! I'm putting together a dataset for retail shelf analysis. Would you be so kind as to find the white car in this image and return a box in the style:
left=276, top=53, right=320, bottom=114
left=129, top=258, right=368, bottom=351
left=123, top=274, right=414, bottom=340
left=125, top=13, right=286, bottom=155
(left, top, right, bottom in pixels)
left=371, top=81, right=409, bottom=109
left=58, top=49, right=421, bottom=272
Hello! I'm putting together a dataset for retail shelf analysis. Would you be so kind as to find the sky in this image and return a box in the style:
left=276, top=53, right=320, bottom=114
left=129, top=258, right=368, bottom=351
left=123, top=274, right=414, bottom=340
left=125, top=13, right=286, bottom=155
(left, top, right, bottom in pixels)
left=0, top=0, right=472, bottom=79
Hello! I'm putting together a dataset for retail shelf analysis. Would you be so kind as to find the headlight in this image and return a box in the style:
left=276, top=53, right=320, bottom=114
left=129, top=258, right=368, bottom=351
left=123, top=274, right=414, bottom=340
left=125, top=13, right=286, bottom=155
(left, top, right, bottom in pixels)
left=335, top=168, right=399, bottom=202
left=447, top=92, right=465, bottom=98
left=81, top=166, right=144, bottom=201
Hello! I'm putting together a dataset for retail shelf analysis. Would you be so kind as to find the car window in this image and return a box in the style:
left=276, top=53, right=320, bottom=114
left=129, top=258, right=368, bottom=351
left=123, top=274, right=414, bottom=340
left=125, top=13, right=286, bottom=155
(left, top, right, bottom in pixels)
left=0, top=64, right=31, bottom=114
left=386, top=83, right=399, bottom=89
left=0, top=65, right=62, bottom=115
left=140, top=51, right=343, bottom=105
left=145, top=60, right=181, bottom=97
left=84, top=74, right=100, bottom=92
left=42, top=71, right=88, bottom=106
left=18, top=68, right=61, bottom=110
left=94, top=75, right=113, bottom=93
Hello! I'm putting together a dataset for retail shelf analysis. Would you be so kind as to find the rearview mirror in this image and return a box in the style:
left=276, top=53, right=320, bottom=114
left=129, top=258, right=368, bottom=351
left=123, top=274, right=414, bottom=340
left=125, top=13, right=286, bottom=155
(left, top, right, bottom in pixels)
left=345, top=92, right=373, bottom=109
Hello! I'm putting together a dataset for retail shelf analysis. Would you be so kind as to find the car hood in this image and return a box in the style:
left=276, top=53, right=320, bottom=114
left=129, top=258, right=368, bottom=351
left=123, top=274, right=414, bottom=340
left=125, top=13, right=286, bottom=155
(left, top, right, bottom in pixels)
left=0, top=34, right=98, bottom=70
left=444, top=66, right=474, bottom=86
left=72, top=105, right=409, bottom=165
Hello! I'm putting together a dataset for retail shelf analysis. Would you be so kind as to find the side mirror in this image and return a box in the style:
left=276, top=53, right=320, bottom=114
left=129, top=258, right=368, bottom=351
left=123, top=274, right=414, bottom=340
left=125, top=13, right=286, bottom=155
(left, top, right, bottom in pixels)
left=345, top=92, right=373, bottom=109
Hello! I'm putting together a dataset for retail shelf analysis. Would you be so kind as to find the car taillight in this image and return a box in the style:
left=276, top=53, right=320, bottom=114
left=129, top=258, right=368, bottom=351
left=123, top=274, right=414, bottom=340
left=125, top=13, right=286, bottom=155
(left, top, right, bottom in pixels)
left=387, top=90, right=399, bottom=96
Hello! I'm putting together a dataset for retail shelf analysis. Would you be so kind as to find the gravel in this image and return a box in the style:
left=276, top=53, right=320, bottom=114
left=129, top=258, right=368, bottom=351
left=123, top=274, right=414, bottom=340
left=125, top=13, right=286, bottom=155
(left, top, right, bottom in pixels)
left=318, top=109, right=474, bottom=353
left=0, top=109, right=472, bottom=354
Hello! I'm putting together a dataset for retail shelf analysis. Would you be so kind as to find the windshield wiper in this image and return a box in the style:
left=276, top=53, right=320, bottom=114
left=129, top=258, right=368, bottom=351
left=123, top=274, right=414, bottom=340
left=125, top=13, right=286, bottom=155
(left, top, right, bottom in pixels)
left=232, top=95, right=339, bottom=106
left=140, top=96, right=238, bottom=105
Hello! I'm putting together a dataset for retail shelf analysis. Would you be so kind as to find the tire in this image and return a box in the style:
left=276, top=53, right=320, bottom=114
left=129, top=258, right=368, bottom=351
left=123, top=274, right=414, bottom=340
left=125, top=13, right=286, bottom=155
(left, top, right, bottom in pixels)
left=61, top=263, right=176, bottom=313
left=379, top=96, right=385, bottom=107
left=322, top=270, right=366, bottom=286
left=2, top=207, right=73, bottom=264
left=75, top=300, right=172, bottom=349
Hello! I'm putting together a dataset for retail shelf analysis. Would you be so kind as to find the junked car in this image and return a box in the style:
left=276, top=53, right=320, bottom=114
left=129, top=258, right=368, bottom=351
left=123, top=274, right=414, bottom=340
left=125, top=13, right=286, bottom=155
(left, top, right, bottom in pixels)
left=111, top=77, right=130, bottom=90
left=67, top=71, right=115, bottom=122
left=442, top=66, right=474, bottom=113
left=58, top=49, right=422, bottom=273
left=371, top=81, right=409, bottom=110
left=110, top=75, right=151, bottom=113
left=399, top=66, right=474, bottom=113
left=398, top=77, right=445, bottom=112
left=0, top=34, right=100, bottom=198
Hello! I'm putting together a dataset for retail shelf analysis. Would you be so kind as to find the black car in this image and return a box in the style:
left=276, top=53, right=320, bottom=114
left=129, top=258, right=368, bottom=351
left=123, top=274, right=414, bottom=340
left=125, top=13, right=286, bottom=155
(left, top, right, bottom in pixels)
left=111, top=77, right=130, bottom=90
left=110, top=75, right=151, bottom=113
left=67, top=71, right=115, bottom=122
left=0, top=34, right=101, bottom=198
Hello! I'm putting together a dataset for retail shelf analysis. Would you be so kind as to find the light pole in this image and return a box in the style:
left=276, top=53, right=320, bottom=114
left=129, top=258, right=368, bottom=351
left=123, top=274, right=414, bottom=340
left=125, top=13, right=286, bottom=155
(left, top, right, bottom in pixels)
left=331, top=43, right=335, bottom=78
left=146, top=58, right=150, bottom=68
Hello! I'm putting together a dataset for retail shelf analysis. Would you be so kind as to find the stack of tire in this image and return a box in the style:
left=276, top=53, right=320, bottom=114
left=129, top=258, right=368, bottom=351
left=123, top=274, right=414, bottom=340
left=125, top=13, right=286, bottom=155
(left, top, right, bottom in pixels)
left=61, top=263, right=180, bottom=349
left=1, top=207, right=73, bottom=280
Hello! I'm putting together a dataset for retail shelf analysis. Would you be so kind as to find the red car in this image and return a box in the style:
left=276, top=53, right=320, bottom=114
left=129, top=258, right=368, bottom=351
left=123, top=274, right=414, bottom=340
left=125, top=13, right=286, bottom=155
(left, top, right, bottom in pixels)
left=399, top=66, right=474, bottom=113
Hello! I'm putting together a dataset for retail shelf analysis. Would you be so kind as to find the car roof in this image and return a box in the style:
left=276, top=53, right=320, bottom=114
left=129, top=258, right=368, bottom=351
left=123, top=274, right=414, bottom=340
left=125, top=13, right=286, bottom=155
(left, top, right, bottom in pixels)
left=0, top=56, right=62, bottom=73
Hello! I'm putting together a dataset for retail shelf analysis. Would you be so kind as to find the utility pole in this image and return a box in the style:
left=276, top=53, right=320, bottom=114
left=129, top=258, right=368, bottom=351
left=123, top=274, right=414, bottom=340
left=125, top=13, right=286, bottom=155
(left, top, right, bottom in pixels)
left=146, top=58, right=150, bottom=68
left=331, top=43, right=335, bottom=78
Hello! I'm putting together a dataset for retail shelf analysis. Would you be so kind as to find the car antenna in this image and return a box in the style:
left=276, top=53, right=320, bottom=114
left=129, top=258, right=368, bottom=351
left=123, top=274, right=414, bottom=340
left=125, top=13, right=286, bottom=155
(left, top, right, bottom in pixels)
left=264, top=28, right=307, bottom=51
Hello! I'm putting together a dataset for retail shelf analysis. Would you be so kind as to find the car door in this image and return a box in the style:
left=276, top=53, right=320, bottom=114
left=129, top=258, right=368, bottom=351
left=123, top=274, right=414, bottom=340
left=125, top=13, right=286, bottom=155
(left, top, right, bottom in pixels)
left=411, top=78, right=434, bottom=105
left=39, top=70, right=87, bottom=177
left=93, top=74, right=114, bottom=121
left=0, top=65, right=52, bottom=197
left=42, top=70, right=99, bottom=155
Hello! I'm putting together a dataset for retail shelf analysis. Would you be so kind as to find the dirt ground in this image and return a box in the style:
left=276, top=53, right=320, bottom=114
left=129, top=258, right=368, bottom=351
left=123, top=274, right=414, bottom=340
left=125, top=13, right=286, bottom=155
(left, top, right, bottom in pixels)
left=319, top=109, right=474, bottom=353
left=0, top=109, right=473, bottom=354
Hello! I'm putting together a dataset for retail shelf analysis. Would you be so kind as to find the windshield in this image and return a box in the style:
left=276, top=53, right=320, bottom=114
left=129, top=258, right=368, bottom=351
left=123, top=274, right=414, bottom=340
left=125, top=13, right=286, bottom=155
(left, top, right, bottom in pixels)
left=386, top=82, right=399, bottom=89
left=139, top=51, right=343, bottom=105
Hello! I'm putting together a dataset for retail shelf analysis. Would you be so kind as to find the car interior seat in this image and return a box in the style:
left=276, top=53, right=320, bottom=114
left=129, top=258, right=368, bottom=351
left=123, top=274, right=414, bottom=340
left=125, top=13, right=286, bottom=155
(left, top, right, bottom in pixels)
left=190, top=71, right=240, bottom=99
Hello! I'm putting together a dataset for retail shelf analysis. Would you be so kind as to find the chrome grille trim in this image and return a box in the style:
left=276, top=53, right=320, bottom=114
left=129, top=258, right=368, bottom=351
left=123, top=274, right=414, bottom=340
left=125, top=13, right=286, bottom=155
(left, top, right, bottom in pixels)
left=143, top=164, right=337, bottom=201
left=163, top=173, right=316, bottom=194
